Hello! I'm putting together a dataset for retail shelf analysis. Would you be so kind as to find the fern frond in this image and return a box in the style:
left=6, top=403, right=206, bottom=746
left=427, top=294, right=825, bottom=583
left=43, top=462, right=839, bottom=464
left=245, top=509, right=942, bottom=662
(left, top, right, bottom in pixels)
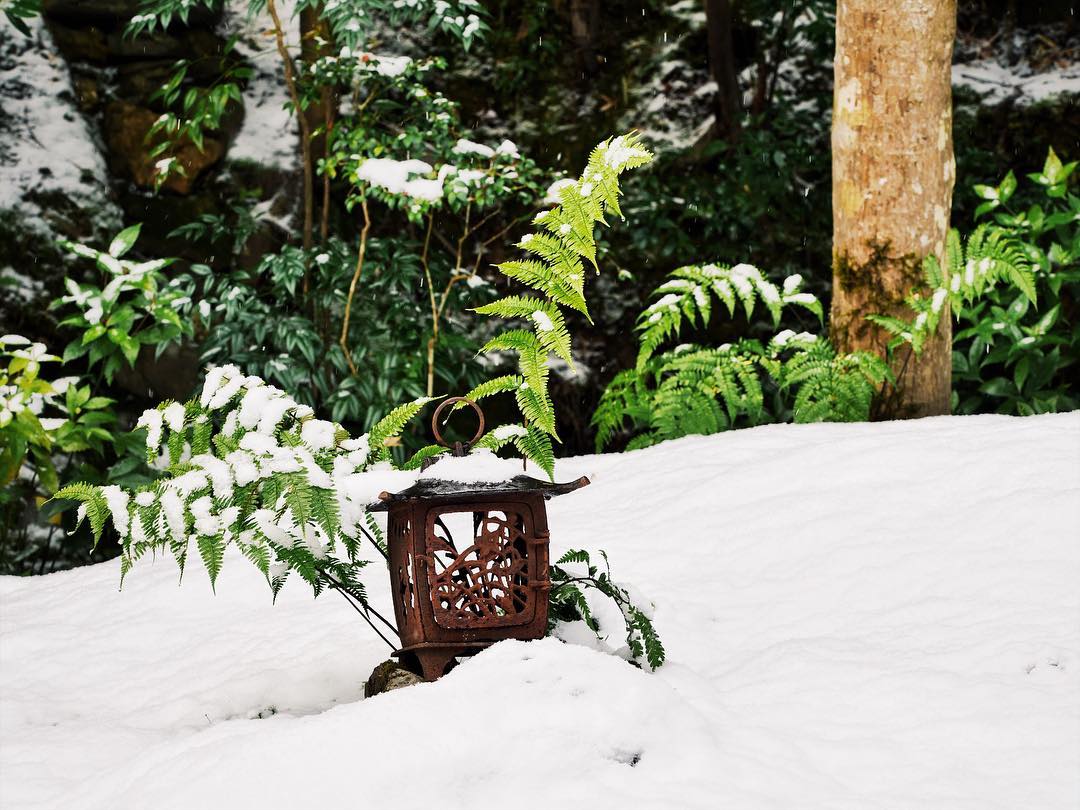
left=460, top=374, right=525, bottom=404
left=402, top=444, right=449, bottom=470
left=197, top=533, right=225, bottom=590
left=875, top=225, right=1037, bottom=357
left=635, top=262, right=815, bottom=367
left=473, top=424, right=528, bottom=452
left=367, top=396, right=438, bottom=461
left=459, top=133, right=653, bottom=476
left=497, top=260, right=589, bottom=316
left=781, top=342, right=885, bottom=423
left=52, top=483, right=109, bottom=547
left=513, top=424, right=556, bottom=479
left=591, top=368, right=653, bottom=451
left=519, top=233, right=585, bottom=290
left=310, top=487, right=340, bottom=545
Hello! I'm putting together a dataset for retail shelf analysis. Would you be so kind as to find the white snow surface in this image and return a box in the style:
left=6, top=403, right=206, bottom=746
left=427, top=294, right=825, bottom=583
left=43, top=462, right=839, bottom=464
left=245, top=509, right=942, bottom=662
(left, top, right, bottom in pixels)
left=2, top=413, right=1079, bottom=809
left=0, top=17, right=120, bottom=225
left=223, top=0, right=300, bottom=170
left=953, top=57, right=1080, bottom=106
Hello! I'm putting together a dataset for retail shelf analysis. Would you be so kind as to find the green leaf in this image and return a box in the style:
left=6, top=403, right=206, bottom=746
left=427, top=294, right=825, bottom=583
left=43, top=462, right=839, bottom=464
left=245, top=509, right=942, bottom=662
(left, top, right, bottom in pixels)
left=108, top=224, right=142, bottom=259
left=978, top=377, right=1015, bottom=398
left=1043, top=147, right=1064, bottom=185
left=198, top=534, right=225, bottom=590
left=81, top=325, right=106, bottom=345
left=998, top=170, right=1017, bottom=203
left=120, top=336, right=141, bottom=367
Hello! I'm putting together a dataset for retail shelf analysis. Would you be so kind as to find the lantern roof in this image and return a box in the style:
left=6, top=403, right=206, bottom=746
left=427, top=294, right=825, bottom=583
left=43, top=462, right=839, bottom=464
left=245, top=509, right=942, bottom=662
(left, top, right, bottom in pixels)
left=370, top=474, right=590, bottom=510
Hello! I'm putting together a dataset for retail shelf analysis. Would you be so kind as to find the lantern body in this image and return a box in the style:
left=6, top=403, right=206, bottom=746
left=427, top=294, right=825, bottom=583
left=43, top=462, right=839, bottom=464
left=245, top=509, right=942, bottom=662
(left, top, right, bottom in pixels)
left=374, top=473, right=589, bottom=681
left=384, top=492, right=551, bottom=680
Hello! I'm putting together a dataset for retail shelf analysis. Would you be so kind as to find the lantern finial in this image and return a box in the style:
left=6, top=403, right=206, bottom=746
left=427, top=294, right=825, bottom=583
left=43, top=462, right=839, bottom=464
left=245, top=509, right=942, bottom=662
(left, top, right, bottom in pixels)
left=429, top=396, right=485, bottom=459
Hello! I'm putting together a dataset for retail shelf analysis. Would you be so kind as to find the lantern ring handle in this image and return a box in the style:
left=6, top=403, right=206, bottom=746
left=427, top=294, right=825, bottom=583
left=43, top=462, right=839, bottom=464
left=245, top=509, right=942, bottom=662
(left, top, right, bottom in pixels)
left=431, top=397, right=485, bottom=450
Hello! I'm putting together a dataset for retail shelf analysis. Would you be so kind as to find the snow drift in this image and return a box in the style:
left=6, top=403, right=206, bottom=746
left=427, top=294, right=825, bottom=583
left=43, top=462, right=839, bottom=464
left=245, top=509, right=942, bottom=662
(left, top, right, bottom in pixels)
left=1, top=413, right=1078, bottom=809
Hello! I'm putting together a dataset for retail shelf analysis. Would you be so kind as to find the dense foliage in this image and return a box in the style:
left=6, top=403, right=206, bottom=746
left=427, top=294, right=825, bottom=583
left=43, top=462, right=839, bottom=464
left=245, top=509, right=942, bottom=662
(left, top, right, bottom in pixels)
left=593, top=165, right=1062, bottom=450
left=952, top=150, right=1079, bottom=414
left=1, top=0, right=1076, bottom=580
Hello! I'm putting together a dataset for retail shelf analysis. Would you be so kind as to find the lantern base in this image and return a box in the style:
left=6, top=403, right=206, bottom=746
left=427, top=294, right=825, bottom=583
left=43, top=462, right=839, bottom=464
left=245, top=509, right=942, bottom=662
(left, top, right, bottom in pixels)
left=394, top=642, right=494, bottom=681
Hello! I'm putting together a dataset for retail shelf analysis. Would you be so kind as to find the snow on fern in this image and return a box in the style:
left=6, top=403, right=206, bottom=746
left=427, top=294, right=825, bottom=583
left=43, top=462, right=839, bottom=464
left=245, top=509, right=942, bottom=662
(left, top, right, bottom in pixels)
left=54, top=363, right=586, bottom=602
left=56, top=365, right=439, bottom=595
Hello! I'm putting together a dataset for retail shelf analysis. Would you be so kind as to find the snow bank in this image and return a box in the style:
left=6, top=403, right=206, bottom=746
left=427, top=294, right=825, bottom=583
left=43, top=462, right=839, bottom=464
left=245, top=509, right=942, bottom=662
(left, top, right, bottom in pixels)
left=953, top=58, right=1080, bottom=106
left=222, top=0, right=299, bottom=170
left=1, top=413, right=1078, bottom=809
left=0, top=17, right=120, bottom=228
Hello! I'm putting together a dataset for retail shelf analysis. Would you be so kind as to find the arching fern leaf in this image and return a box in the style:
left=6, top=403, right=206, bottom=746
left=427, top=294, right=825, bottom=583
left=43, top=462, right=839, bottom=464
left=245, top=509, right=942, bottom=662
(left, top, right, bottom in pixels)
left=471, top=133, right=653, bottom=476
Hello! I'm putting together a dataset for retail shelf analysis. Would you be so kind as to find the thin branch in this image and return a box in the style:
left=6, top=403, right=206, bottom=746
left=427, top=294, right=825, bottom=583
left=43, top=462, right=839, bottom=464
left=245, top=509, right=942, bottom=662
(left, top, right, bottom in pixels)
left=334, top=582, right=400, bottom=637
left=357, top=521, right=388, bottom=562
left=421, top=214, right=438, bottom=397
left=330, top=586, right=397, bottom=649
left=320, top=98, right=334, bottom=243
left=463, top=206, right=500, bottom=241
left=481, top=213, right=533, bottom=247
left=340, top=198, right=371, bottom=375
left=265, top=0, right=315, bottom=253
left=318, top=568, right=399, bottom=637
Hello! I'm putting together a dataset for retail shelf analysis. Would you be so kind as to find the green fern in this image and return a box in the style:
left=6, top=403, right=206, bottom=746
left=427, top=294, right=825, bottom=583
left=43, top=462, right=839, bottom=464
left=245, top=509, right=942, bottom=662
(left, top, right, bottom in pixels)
left=401, top=444, right=449, bottom=470
left=548, top=548, right=665, bottom=669
left=367, top=396, right=439, bottom=463
left=53, top=482, right=109, bottom=548
left=197, top=533, right=225, bottom=591
left=471, top=133, right=653, bottom=476
left=635, top=263, right=821, bottom=368
left=594, top=257, right=833, bottom=450
left=591, top=369, right=653, bottom=452
left=49, top=367, right=432, bottom=603
left=778, top=339, right=890, bottom=423
left=459, top=374, right=523, bottom=406
left=867, top=225, right=1036, bottom=355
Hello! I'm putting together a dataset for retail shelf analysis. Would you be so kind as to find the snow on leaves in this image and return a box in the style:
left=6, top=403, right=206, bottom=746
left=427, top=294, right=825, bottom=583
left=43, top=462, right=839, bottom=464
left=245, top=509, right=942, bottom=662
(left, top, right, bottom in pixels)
left=56, top=364, right=432, bottom=596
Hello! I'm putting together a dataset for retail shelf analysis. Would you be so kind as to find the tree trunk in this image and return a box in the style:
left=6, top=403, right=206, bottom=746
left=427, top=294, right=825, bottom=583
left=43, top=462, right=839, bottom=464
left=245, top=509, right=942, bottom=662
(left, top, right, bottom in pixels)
left=568, top=0, right=598, bottom=78
left=704, top=0, right=741, bottom=142
left=830, top=0, right=957, bottom=418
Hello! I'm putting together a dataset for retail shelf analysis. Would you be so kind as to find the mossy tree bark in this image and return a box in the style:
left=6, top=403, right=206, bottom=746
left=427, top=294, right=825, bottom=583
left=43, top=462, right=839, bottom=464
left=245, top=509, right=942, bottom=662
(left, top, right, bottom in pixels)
left=830, top=0, right=957, bottom=417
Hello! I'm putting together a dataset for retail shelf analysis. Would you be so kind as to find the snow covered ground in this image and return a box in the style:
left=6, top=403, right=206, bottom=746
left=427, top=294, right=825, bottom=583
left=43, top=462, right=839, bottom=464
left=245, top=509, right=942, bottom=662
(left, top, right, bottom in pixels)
left=953, top=57, right=1080, bottom=106
left=2, top=413, right=1078, bottom=809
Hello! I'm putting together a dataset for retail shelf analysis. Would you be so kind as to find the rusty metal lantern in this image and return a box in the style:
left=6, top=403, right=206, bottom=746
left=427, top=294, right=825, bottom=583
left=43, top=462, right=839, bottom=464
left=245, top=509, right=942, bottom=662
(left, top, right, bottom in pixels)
left=370, top=398, right=589, bottom=681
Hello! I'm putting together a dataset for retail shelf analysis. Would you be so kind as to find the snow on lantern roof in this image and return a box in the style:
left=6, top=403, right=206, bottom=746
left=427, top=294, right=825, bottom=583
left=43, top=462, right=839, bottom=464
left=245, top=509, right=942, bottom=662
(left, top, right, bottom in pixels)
left=370, top=396, right=590, bottom=508
left=371, top=473, right=589, bottom=509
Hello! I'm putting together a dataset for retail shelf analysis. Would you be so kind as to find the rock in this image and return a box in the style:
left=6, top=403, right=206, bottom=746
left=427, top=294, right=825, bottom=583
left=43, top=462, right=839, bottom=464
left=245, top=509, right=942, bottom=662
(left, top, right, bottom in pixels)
left=105, top=27, right=223, bottom=62
left=44, top=19, right=109, bottom=63
left=71, top=73, right=101, bottom=112
left=115, top=184, right=232, bottom=262
left=103, top=100, right=225, bottom=194
left=112, top=59, right=180, bottom=106
left=364, top=660, right=423, bottom=698
left=43, top=0, right=220, bottom=28
left=113, top=341, right=201, bottom=402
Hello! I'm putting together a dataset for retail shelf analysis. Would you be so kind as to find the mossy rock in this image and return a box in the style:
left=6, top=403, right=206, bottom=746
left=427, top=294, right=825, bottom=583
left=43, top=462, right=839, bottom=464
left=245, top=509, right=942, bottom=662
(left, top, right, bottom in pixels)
left=364, top=660, right=423, bottom=698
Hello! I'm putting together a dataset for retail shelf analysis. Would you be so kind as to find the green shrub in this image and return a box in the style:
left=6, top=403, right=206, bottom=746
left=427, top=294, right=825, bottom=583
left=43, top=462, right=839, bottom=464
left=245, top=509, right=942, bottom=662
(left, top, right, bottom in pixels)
left=951, top=149, right=1078, bottom=414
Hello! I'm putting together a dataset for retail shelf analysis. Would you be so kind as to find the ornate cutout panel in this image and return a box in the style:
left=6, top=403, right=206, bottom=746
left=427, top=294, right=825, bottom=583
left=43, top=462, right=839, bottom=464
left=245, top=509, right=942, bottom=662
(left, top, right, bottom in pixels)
left=425, top=508, right=533, bottom=629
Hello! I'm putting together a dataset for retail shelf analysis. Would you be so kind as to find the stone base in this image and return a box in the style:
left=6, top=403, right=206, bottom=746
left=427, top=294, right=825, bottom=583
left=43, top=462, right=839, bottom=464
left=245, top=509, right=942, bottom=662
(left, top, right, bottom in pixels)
left=364, top=660, right=423, bottom=698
